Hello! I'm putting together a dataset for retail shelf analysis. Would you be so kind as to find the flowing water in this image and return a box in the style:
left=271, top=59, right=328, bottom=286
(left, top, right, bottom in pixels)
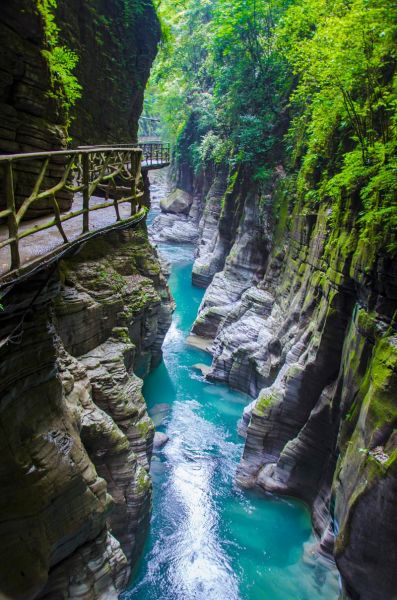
left=122, top=174, right=339, bottom=600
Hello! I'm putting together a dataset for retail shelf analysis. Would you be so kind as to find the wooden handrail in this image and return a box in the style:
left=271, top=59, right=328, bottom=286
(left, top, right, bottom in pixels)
left=76, top=141, right=171, bottom=167
left=0, top=145, right=141, bottom=162
left=0, top=145, right=158, bottom=280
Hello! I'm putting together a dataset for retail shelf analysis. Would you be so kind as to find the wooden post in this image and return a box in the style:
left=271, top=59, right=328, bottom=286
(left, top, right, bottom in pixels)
left=112, top=180, right=121, bottom=221
left=130, top=151, right=137, bottom=215
left=52, top=194, right=68, bottom=243
left=5, top=162, right=20, bottom=270
left=82, top=153, right=90, bottom=233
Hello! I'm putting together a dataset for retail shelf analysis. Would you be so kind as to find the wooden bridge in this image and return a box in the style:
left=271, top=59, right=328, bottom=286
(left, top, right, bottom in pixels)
left=0, top=141, right=170, bottom=290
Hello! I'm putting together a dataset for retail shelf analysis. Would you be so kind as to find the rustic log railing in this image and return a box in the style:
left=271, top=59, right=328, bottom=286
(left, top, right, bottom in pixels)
left=78, top=141, right=171, bottom=169
left=0, top=141, right=171, bottom=286
left=0, top=146, right=149, bottom=281
left=140, top=141, right=171, bottom=168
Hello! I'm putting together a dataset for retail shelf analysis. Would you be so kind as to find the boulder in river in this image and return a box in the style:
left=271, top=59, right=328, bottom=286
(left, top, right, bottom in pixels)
left=160, top=189, right=193, bottom=214
left=153, top=432, right=169, bottom=449
left=192, top=363, right=211, bottom=376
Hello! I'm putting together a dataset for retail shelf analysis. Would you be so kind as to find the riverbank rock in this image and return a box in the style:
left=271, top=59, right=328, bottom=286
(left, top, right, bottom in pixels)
left=160, top=189, right=193, bottom=215
left=0, top=226, right=172, bottom=600
left=193, top=363, right=211, bottom=376
left=186, top=163, right=397, bottom=600
left=150, top=212, right=199, bottom=244
left=191, top=182, right=270, bottom=345
left=153, top=432, right=169, bottom=448
left=186, top=334, right=213, bottom=352
left=192, top=170, right=230, bottom=287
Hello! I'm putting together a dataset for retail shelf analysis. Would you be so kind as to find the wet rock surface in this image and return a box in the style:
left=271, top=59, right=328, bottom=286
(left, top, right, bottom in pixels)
left=0, top=225, right=172, bottom=600
left=160, top=188, right=193, bottom=215
left=189, top=168, right=397, bottom=600
left=153, top=432, right=169, bottom=449
left=192, top=170, right=230, bottom=287
left=149, top=165, right=207, bottom=246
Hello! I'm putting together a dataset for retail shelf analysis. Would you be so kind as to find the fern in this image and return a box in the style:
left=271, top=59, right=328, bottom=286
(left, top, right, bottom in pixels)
left=37, top=0, right=82, bottom=128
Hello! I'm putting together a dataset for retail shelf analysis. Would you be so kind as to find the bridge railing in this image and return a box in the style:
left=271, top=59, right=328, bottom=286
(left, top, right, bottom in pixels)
left=140, top=141, right=171, bottom=167
left=0, top=146, right=144, bottom=273
left=77, top=141, right=171, bottom=167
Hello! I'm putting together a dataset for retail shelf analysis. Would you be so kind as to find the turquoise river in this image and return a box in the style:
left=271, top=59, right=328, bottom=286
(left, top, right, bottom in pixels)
left=122, top=227, right=340, bottom=599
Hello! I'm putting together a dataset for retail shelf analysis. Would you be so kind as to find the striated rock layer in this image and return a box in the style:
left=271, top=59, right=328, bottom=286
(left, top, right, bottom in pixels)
left=150, top=118, right=216, bottom=246
left=0, top=0, right=160, bottom=153
left=190, top=169, right=397, bottom=600
left=0, top=225, right=172, bottom=600
left=0, top=0, right=160, bottom=218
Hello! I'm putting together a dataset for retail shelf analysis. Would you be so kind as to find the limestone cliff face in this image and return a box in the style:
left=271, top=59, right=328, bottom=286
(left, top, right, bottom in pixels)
left=189, top=168, right=397, bottom=600
left=0, top=3, right=163, bottom=595
left=0, top=0, right=160, bottom=153
left=0, top=1, right=63, bottom=154
left=55, top=0, right=160, bottom=145
left=0, top=226, right=172, bottom=600
left=0, top=0, right=160, bottom=219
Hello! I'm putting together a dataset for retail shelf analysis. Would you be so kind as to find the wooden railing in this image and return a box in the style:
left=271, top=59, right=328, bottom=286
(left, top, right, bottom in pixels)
left=140, top=141, right=171, bottom=168
left=78, top=141, right=171, bottom=169
left=0, top=146, right=144, bottom=274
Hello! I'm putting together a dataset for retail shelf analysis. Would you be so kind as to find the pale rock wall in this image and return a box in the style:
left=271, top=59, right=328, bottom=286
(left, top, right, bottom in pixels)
left=190, top=169, right=397, bottom=600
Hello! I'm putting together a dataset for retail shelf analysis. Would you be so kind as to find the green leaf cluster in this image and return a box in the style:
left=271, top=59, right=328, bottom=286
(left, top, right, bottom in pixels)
left=37, top=0, right=82, bottom=128
left=281, top=0, right=397, bottom=252
left=146, top=0, right=293, bottom=181
left=149, top=0, right=397, bottom=254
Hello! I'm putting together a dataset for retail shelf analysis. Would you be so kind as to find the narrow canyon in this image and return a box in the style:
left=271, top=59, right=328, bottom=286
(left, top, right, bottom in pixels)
left=0, top=1, right=396, bottom=600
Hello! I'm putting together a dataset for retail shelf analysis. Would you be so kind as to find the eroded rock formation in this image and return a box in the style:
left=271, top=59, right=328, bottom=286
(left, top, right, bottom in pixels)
left=190, top=168, right=397, bottom=600
left=0, top=226, right=172, bottom=600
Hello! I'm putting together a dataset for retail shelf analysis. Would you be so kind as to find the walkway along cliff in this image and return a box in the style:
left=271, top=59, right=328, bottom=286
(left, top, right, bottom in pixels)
left=0, top=2, right=171, bottom=599
left=1, top=0, right=396, bottom=599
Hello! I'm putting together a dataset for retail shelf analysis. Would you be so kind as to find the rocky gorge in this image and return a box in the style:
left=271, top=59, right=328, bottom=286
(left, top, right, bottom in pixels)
left=155, top=156, right=397, bottom=600
left=0, top=225, right=173, bottom=599
left=1, top=0, right=396, bottom=599
left=0, top=1, right=169, bottom=598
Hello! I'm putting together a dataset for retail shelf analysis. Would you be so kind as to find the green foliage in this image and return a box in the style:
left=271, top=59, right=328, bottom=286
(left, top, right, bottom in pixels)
left=280, top=0, right=397, bottom=253
left=255, top=392, right=278, bottom=415
left=147, top=0, right=292, bottom=177
left=37, top=0, right=82, bottom=127
left=150, top=0, right=397, bottom=255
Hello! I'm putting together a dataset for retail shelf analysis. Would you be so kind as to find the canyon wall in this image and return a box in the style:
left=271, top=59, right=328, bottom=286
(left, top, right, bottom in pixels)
left=56, top=0, right=160, bottom=145
left=180, top=164, right=397, bottom=600
left=0, top=2, right=164, bottom=597
left=0, top=0, right=160, bottom=154
left=0, top=0, right=160, bottom=216
left=0, top=225, right=172, bottom=599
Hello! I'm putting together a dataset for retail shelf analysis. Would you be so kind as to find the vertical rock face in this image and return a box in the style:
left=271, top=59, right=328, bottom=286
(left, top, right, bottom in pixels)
left=0, top=0, right=160, bottom=216
left=192, top=172, right=271, bottom=350
left=190, top=167, right=397, bottom=599
left=55, top=0, right=160, bottom=144
left=0, top=226, right=173, bottom=600
left=0, top=2, right=64, bottom=155
left=0, top=2, right=160, bottom=598
left=191, top=168, right=230, bottom=288
left=0, top=0, right=160, bottom=153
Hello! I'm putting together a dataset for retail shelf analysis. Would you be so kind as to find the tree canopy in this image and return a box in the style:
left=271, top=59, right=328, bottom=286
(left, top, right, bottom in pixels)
left=146, top=0, right=396, bottom=250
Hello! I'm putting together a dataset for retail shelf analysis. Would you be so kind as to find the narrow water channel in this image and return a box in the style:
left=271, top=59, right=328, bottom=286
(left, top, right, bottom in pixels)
left=122, top=178, right=339, bottom=600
